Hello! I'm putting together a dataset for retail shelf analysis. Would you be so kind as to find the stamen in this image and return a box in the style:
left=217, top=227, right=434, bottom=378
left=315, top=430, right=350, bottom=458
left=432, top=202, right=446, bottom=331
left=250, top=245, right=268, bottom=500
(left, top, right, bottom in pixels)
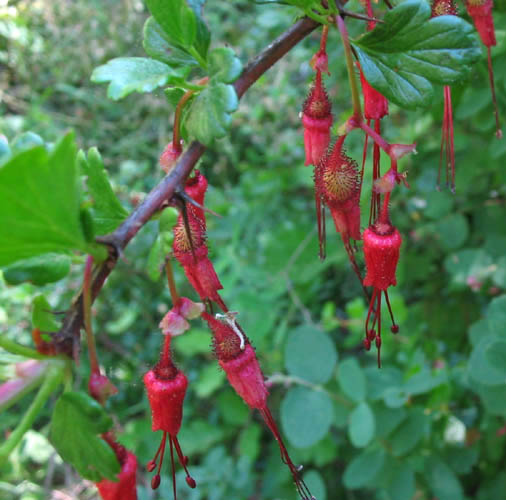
left=384, top=290, right=398, bottom=333
left=376, top=291, right=382, bottom=368
left=486, top=47, right=502, bottom=139
left=151, top=432, right=168, bottom=490
left=173, top=436, right=196, bottom=488
left=260, top=408, right=314, bottom=500
left=169, top=435, right=177, bottom=500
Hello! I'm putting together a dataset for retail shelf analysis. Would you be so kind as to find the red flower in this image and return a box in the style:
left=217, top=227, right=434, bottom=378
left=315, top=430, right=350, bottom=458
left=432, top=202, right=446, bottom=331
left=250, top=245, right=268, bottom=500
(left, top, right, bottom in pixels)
left=314, top=135, right=364, bottom=284
left=362, top=221, right=402, bottom=367
left=172, top=173, right=227, bottom=311
left=202, top=312, right=315, bottom=500
left=359, top=66, right=388, bottom=122
left=302, top=71, right=332, bottom=167
left=143, top=338, right=196, bottom=496
left=96, top=441, right=138, bottom=500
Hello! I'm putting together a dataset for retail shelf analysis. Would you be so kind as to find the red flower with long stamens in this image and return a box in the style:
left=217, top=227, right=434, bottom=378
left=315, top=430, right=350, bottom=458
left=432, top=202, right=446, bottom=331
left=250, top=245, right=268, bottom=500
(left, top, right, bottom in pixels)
left=465, top=0, right=502, bottom=138
left=143, top=336, right=196, bottom=497
left=431, top=0, right=457, bottom=192
left=302, top=71, right=332, bottom=168
left=362, top=217, right=401, bottom=368
left=172, top=173, right=227, bottom=311
left=202, top=312, right=315, bottom=500
left=315, top=135, right=364, bottom=288
left=96, top=439, right=138, bottom=500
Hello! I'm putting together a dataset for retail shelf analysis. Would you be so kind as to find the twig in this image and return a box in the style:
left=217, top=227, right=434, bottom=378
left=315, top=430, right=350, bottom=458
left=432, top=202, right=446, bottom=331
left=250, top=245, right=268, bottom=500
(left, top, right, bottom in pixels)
left=58, top=17, right=319, bottom=355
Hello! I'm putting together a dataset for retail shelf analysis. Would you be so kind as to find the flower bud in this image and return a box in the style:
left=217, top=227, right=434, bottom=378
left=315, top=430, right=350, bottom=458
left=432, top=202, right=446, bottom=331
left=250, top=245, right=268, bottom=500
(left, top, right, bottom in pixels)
left=159, top=141, right=183, bottom=173
left=302, top=73, right=332, bottom=166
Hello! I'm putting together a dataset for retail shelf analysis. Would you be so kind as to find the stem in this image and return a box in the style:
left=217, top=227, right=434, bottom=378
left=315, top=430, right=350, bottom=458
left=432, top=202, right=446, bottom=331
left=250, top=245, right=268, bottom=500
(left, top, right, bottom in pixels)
left=0, top=337, right=49, bottom=360
left=0, top=362, right=64, bottom=464
left=165, top=259, right=180, bottom=306
left=161, top=335, right=172, bottom=367
left=357, top=119, right=391, bottom=159
left=83, top=256, right=100, bottom=375
left=188, top=47, right=208, bottom=69
left=486, top=47, right=502, bottom=139
left=336, top=15, right=362, bottom=119
left=320, top=24, right=329, bottom=53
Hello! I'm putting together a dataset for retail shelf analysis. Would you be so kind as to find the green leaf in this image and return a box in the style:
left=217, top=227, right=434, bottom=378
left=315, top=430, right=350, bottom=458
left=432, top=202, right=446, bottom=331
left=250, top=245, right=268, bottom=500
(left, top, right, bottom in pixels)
left=10, top=132, right=45, bottom=154
left=143, top=17, right=199, bottom=67
left=487, top=295, right=506, bottom=335
left=337, top=358, right=367, bottom=403
left=284, top=325, right=337, bottom=384
left=209, top=47, right=243, bottom=83
left=50, top=392, right=119, bottom=481
left=91, top=57, right=179, bottom=100
left=444, top=248, right=494, bottom=287
left=303, top=470, right=327, bottom=500
left=348, top=402, right=375, bottom=448
left=0, top=135, right=10, bottom=162
left=390, top=408, right=428, bottom=457
left=185, top=81, right=238, bottom=144
left=0, top=134, right=92, bottom=267
left=78, top=148, right=128, bottom=235
left=280, top=386, right=333, bottom=448
left=425, top=456, right=463, bottom=500
left=387, top=463, right=415, bottom=500
left=435, top=214, right=469, bottom=250
left=343, top=447, right=386, bottom=489
left=3, top=254, right=71, bottom=285
left=352, top=0, right=481, bottom=109
left=194, top=363, right=226, bottom=398
left=32, top=295, right=60, bottom=332
left=145, top=0, right=197, bottom=50
left=469, top=336, right=506, bottom=386
left=484, top=340, right=506, bottom=378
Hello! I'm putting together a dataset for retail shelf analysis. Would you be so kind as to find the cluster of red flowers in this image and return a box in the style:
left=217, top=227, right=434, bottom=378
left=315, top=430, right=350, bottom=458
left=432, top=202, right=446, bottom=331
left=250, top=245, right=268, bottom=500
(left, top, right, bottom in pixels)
left=90, top=4, right=501, bottom=499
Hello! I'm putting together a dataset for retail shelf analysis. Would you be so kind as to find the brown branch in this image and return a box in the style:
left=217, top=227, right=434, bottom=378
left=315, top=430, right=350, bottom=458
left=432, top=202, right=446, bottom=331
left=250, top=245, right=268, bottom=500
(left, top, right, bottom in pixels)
left=58, top=17, right=319, bottom=357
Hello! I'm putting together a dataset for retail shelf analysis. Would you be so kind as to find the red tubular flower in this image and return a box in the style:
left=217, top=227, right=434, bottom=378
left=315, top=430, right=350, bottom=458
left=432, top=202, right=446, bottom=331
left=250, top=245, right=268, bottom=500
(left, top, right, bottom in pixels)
left=172, top=173, right=227, bottom=311
left=143, top=337, right=196, bottom=497
left=362, top=220, right=402, bottom=367
left=465, top=0, right=502, bottom=137
left=202, top=312, right=315, bottom=500
left=302, top=71, right=332, bottom=167
left=96, top=441, right=138, bottom=500
left=431, top=0, right=458, bottom=191
left=315, top=135, right=364, bottom=285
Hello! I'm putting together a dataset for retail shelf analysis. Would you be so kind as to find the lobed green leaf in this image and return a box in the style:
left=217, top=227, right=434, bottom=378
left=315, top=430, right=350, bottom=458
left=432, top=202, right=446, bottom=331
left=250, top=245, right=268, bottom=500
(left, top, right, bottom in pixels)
left=185, top=81, right=238, bottom=144
left=91, top=57, right=181, bottom=100
left=78, top=148, right=128, bottom=235
left=0, top=134, right=94, bottom=267
left=352, top=0, right=481, bottom=109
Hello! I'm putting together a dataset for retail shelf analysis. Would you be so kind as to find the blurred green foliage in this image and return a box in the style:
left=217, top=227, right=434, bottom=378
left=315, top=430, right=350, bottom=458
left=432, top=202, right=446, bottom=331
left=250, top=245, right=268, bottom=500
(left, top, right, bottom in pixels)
left=1, top=1, right=506, bottom=500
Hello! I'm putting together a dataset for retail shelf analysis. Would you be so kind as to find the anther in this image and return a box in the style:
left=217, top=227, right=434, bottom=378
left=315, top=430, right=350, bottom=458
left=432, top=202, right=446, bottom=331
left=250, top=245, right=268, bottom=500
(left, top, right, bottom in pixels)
left=186, top=476, right=197, bottom=488
left=151, top=474, right=161, bottom=489
left=146, top=460, right=156, bottom=472
left=391, top=325, right=399, bottom=334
